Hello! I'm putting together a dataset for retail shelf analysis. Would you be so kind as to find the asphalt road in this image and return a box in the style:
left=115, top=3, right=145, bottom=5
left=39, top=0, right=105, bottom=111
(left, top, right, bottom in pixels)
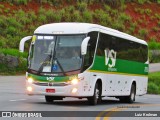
left=149, top=63, right=160, bottom=72
left=0, top=72, right=160, bottom=120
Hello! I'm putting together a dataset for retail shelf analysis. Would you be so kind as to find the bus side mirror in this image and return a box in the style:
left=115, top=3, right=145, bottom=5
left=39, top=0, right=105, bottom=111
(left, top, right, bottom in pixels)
left=19, top=36, right=32, bottom=52
left=81, top=37, right=90, bottom=55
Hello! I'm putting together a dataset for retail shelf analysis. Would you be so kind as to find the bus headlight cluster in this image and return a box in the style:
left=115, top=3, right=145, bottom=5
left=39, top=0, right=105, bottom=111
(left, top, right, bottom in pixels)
left=27, top=78, right=33, bottom=84
left=70, top=78, right=79, bottom=85
left=67, top=78, right=79, bottom=85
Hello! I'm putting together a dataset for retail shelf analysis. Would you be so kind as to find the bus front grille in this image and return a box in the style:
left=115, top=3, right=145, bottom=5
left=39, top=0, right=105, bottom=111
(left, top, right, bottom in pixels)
left=33, top=82, right=68, bottom=86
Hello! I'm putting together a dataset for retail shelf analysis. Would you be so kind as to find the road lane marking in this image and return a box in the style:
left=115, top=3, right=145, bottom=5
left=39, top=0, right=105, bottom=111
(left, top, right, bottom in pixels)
left=95, top=104, right=160, bottom=120
left=9, top=99, right=26, bottom=102
left=96, top=107, right=116, bottom=120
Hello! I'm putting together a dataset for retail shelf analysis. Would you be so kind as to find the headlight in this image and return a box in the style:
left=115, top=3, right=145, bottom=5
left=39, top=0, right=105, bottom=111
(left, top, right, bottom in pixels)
left=71, top=78, right=79, bottom=85
left=27, top=78, right=33, bottom=84
left=27, top=86, right=32, bottom=92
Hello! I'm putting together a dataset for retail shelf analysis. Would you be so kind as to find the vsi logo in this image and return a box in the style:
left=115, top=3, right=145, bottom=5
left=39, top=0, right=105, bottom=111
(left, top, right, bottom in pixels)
left=46, top=77, right=54, bottom=81
left=104, top=49, right=117, bottom=68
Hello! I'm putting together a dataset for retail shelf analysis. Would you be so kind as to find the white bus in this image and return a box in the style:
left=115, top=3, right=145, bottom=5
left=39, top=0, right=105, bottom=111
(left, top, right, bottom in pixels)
left=20, top=23, right=148, bottom=105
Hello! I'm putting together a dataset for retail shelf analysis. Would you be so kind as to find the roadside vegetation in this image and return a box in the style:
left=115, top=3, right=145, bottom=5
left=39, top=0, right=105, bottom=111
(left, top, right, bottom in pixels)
left=148, top=72, right=160, bottom=94
left=0, top=0, right=160, bottom=76
left=0, top=49, right=27, bottom=75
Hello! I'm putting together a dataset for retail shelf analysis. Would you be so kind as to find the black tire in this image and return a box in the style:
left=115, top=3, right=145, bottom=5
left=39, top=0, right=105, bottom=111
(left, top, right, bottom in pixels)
left=45, top=96, right=54, bottom=103
left=119, top=84, right=136, bottom=103
left=87, top=82, right=101, bottom=105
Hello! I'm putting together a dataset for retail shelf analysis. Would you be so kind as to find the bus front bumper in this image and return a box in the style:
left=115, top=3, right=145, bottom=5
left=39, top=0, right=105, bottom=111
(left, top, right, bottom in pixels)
left=26, top=82, right=89, bottom=97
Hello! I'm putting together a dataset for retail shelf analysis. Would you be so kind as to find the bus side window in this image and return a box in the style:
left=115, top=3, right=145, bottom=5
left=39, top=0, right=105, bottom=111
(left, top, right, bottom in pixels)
left=83, top=31, right=98, bottom=71
left=96, top=33, right=115, bottom=56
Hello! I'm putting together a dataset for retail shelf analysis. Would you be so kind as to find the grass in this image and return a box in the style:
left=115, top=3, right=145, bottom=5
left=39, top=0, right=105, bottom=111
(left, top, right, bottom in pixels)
left=148, top=40, right=160, bottom=50
left=0, top=49, right=28, bottom=58
left=148, top=72, right=160, bottom=94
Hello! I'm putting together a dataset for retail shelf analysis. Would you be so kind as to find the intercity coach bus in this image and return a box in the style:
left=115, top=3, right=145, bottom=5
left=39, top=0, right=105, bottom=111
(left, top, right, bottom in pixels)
left=19, top=23, right=148, bottom=105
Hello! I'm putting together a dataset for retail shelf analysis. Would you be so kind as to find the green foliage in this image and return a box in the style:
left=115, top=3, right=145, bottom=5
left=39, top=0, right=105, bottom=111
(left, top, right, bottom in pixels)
left=145, top=9, right=152, bottom=15
left=0, top=0, right=159, bottom=62
left=94, top=9, right=112, bottom=26
left=149, top=50, right=160, bottom=63
left=83, top=10, right=93, bottom=23
left=7, top=17, right=23, bottom=29
left=72, top=10, right=82, bottom=22
left=138, top=29, right=148, bottom=38
left=0, top=37, right=6, bottom=48
left=158, top=21, right=160, bottom=26
left=129, top=22, right=137, bottom=34
left=38, top=14, right=47, bottom=23
left=137, top=0, right=149, bottom=4
left=148, top=39, right=160, bottom=50
left=155, top=13, right=160, bottom=20
left=148, top=39, right=160, bottom=63
left=0, top=4, right=4, bottom=8
left=104, top=4, right=111, bottom=12
left=77, top=2, right=87, bottom=12
left=119, top=13, right=131, bottom=22
left=112, top=21, right=125, bottom=31
left=148, top=82, right=159, bottom=94
left=0, top=49, right=28, bottom=58
left=14, top=0, right=28, bottom=5
left=63, top=10, right=71, bottom=22
left=16, top=56, right=27, bottom=71
left=148, top=72, right=160, bottom=94
left=4, top=8, right=10, bottom=13
left=135, top=8, right=152, bottom=15
left=7, top=26, right=17, bottom=36
left=45, top=9, right=62, bottom=22
left=152, top=27, right=159, bottom=32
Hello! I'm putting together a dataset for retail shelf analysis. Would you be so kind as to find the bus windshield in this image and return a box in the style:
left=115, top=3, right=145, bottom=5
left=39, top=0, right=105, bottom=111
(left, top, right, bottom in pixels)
left=28, top=35, right=85, bottom=75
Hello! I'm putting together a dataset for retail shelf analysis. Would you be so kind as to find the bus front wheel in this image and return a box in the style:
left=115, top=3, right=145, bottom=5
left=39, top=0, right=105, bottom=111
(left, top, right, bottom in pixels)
left=87, top=82, right=101, bottom=105
left=45, top=96, right=54, bottom=103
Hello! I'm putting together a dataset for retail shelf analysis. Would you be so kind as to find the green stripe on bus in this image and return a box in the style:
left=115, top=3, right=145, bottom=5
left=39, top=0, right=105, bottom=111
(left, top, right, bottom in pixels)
left=28, top=73, right=70, bottom=82
left=90, top=56, right=148, bottom=75
left=88, top=70, right=148, bottom=77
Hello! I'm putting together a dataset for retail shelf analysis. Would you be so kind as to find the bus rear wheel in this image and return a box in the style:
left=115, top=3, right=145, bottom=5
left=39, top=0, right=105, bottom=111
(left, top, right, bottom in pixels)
left=87, top=82, right=101, bottom=105
left=119, top=84, right=136, bottom=103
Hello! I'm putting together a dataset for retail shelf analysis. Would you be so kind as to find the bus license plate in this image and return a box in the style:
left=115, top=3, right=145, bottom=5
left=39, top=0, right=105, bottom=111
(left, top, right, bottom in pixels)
left=46, top=89, right=55, bottom=93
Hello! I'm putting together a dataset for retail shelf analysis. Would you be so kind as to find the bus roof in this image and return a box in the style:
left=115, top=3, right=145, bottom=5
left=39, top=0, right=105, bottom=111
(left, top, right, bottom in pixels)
left=34, top=22, right=147, bottom=45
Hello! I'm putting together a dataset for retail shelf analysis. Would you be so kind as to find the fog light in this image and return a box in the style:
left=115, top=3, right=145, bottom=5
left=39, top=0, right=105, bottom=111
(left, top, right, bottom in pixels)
left=28, top=78, right=33, bottom=83
left=27, top=86, right=32, bottom=92
left=72, top=88, right=78, bottom=93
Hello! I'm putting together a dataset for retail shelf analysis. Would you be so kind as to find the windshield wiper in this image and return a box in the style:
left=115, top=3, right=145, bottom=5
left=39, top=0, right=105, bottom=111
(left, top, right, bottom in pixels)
left=38, top=51, right=52, bottom=73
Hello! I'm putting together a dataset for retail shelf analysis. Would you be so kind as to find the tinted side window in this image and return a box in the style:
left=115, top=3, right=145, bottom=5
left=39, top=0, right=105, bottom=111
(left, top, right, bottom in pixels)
left=117, top=39, right=148, bottom=63
left=97, top=33, right=116, bottom=56
left=97, top=32, right=148, bottom=63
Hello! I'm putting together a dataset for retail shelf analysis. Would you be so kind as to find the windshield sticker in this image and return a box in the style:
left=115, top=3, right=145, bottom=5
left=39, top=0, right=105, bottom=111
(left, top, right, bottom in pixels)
left=44, top=36, right=54, bottom=40
left=32, top=35, right=36, bottom=42
left=37, top=36, right=43, bottom=39
left=52, top=65, right=58, bottom=71
left=42, top=66, right=51, bottom=72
